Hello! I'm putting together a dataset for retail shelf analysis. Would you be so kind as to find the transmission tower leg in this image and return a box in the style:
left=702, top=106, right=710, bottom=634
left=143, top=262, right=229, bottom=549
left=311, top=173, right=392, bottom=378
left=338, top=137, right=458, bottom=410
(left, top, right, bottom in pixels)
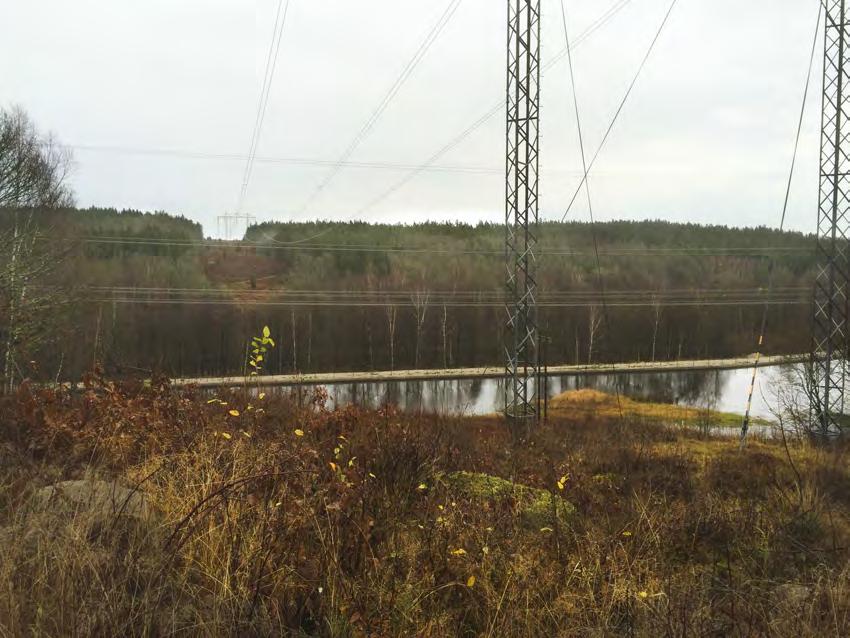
left=504, top=0, right=541, bottom=425
left=812, top=0, right=850, bottom=438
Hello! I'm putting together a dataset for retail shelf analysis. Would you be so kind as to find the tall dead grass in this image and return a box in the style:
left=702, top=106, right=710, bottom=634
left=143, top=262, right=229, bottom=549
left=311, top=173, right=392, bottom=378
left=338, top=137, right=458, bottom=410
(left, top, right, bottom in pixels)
left=0, top=378, right=848, bottom=636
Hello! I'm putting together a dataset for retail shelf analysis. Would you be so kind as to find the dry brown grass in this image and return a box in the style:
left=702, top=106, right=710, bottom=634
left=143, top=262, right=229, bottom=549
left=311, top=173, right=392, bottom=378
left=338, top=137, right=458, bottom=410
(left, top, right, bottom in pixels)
left=0, top=378, right=848, bottom=636
left=550, top=388, right=761, bottom=426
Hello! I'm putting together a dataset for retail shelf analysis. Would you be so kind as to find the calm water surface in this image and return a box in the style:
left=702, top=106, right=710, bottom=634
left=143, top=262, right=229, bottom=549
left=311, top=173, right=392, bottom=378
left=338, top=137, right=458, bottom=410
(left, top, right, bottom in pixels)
left=301, top=364, right=802, bottom=422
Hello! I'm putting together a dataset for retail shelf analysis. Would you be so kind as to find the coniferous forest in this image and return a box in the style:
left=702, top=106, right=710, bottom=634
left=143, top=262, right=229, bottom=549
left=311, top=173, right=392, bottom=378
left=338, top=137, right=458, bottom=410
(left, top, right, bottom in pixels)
left=1, top=205, right=818, bottom=384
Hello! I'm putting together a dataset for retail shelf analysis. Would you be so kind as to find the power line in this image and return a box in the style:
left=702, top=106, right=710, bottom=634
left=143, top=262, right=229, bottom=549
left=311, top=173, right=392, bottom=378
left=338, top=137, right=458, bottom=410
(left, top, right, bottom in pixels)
left=48, top=0, right=632, bottom=232
left=549, top=0, right=633, bottom=64
left=87, top=297, right=809, bottom=309
left=295, top=0, right=464, bottom=217
left=82, top=286, right=810, bottom=299
left=62, top=235, right=817, bottom=257
left=740, top=0, right=823, bottom=445
left=77, top=285, right=811, bottom=306
left=90, top=285, right=810, bottom=294
left=237, top=0, right=292, bottom=213
left=56, top=0, right=631, bottom=234
left=561, top=0, right=624, bottom=419
left=354, top=0, right=635, bottom=217
left=65, top=144, right=503, bottom=174
left=560, top=0, right=680, bottom=222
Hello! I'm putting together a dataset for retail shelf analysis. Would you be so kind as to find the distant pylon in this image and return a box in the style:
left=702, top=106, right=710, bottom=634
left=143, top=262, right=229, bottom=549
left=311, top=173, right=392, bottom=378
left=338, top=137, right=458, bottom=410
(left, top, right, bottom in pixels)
left=811, top=0, right=850, bottom=437
left=216, top=212, right=258, bottom=240
left=504, top=0, right=541, bottom=423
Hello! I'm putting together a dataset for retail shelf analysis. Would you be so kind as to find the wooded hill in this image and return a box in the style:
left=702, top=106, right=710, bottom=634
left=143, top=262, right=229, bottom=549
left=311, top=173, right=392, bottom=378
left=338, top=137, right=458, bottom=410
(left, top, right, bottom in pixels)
left=3, top=208, right=818, bottom=381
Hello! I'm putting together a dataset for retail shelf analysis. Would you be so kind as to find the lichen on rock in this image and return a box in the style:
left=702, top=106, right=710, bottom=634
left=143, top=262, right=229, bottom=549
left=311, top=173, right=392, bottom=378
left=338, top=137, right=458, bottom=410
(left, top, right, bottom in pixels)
left=440, top=471, right=574, bottom=529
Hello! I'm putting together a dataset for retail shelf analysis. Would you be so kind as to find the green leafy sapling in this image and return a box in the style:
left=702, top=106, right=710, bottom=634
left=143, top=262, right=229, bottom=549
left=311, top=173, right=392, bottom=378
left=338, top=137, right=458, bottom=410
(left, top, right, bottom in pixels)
left=249, top=326, right=276, bottom=376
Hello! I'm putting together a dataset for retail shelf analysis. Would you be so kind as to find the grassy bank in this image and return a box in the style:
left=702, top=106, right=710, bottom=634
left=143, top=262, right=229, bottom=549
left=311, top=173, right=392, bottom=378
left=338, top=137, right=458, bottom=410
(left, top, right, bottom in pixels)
left=550, top=388, right=773, bottom=428
left=0, top=378, right=848, bottom=636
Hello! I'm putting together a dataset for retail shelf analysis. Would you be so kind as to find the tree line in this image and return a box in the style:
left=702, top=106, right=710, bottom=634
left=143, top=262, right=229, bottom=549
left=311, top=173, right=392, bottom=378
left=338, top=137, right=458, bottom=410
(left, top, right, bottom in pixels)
left=0, top=107, right=821, bottom=387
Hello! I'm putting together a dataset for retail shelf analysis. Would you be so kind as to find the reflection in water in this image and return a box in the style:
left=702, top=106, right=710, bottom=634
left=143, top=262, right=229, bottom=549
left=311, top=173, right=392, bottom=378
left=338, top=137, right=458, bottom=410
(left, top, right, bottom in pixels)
left=304, top=364, right=798, bottom=422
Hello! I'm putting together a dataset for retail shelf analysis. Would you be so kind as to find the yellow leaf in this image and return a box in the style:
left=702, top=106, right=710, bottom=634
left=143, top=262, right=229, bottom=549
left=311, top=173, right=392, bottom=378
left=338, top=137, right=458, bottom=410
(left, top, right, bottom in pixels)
left=540, top=527, right=554, bottom=533
left=638, top=591, right=649, bottom=599
left=220, top=432, right=232, bottom=440
left=417, top=483, right=427, bottom=491
left=450, top=548, right=466, bottom=556
left=241, top=431, right=251, bottom=438
left=329, top=462, right=338, bottom=472
left=467, top=575, right=476, bottom=588
left=263, top=325, right=271, bottom=338
left=368, top=472, right=377, bottom=479
left=258, top=393, right=266, bottom=400
left=482, top=546, right=489, bottom=555
left=622, top=531, right=633, bottom=537
left=557, top=481, right=565, bottom=491
left=228, top=409, right=240, bottom=417
left=294, top=429, right=304, bottom=437
left=206, top=398, right=219, bottom=404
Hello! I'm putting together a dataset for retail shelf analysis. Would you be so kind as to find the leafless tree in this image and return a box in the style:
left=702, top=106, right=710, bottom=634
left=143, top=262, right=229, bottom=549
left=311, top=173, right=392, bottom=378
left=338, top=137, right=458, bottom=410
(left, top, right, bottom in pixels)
left=306, top=310, right=312, bottom=371
left=0, top=106, right=75, bottom=392
left=766, top=362, right=847, bottom=443
left=377, top=272, right=405, bottom=371
left=650, top=294, right=663, bottom=362
left=0, top=107, right=74, bottom=209
left=411, top=289, right=430, bottom=369
left=385, top=304, right=397, bottom=371
left=587, top=305, right=602, bottom=365
left=441, top=303, right=448, bottom=369
left=290, top=308, right=297, bottom=371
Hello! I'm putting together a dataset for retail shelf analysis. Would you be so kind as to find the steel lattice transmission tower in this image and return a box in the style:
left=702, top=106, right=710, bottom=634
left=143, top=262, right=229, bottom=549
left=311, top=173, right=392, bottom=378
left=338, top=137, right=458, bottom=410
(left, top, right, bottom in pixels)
left=217, top=212, right=257, bottom=241
left=812, top=0, right=850, bottom=437
left=504, top=0, right=541, bottom=422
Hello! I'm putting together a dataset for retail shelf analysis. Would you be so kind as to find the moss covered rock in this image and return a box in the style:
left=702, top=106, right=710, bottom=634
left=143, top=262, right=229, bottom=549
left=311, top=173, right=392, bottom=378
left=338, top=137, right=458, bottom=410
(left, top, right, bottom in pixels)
left=440, top=471, right=574, bottom=530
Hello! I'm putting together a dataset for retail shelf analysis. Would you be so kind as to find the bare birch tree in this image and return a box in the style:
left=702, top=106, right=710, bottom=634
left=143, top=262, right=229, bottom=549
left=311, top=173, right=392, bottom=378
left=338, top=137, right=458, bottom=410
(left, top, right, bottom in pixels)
left=651, top=294, right=663, bottom=362
left=385, top=304, right=397, bottom=371
left=441, top=303, right=448, bottom=368
left=587, top=305, right=602, bottom=365
left=0, top=107, right=75, bottom=392
left=411, top=289, right=430, bottom=369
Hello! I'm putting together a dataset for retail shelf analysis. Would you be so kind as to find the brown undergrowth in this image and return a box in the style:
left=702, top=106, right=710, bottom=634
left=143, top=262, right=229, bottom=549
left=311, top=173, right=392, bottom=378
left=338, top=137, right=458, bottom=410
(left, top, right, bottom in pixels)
left=0, top=376, right=849, bottom=636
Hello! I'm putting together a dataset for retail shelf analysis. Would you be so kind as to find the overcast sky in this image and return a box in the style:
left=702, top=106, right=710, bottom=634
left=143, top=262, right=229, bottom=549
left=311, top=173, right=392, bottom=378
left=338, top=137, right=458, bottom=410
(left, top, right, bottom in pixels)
left=0, top=0, right=823, bottom=238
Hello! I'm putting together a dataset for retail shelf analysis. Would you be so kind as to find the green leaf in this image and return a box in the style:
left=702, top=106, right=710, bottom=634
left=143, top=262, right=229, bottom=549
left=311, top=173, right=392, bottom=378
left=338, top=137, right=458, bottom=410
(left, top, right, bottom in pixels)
left=263, top=326, right=271, bottom=339
left=267, top=338, right=276, bottom=347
